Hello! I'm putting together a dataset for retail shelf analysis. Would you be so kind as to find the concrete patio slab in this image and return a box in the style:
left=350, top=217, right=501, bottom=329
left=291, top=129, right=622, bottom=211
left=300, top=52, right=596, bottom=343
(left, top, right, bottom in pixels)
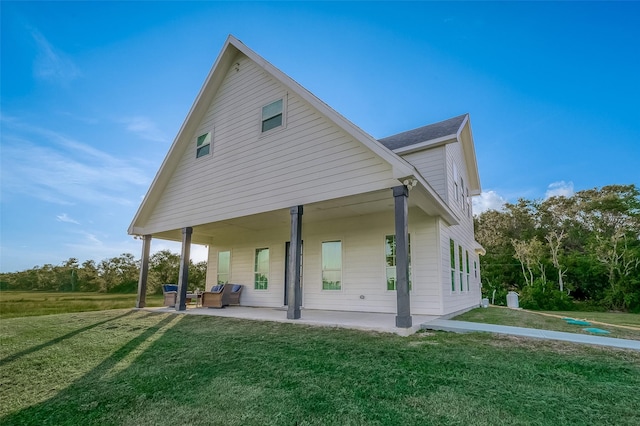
left=142, top=305, right=439, bottom=336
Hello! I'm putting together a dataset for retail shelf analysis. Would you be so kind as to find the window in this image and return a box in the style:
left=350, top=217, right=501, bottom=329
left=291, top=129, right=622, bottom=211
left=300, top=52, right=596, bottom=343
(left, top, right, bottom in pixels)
left=474, top=260, right=478, bottom=279
left=217, top=251, right=230, bottom=285
left=466, top=250, right=470, bottom=291
left=385, top=235, right=411, bottom=291
left=459, top=245, right=464, bottom=291
left=453, top=163, right=459, bottom=201
left=196, top=132, right=211, bottom=158
left=254, top=248, right=269, bottom=290
left=322, top=241, right=342, bottom=290
left=450, top=239, right=456, bottom=292
left=261, top=99, right=283, bottom=132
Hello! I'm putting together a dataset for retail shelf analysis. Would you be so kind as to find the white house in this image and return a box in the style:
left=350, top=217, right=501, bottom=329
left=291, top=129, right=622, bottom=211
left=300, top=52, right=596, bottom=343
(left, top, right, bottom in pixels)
left=129, top=35, right=484, bottom=327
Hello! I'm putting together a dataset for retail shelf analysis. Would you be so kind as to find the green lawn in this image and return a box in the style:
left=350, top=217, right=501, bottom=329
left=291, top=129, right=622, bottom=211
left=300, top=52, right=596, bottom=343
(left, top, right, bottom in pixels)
left=454, top=307, right=640, bottom=340
left=2, top=310, right=640, bottom=425
left=0, top=291, right=164, bottom=319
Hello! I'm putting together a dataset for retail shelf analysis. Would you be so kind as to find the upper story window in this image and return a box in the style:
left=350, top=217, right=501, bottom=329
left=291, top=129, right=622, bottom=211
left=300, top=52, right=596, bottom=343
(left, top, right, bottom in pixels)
left=196, top=132, right=211, bottom=158
left=453, top=163, right=459, bottom=201
left=261, top=99, right=283, bottom=132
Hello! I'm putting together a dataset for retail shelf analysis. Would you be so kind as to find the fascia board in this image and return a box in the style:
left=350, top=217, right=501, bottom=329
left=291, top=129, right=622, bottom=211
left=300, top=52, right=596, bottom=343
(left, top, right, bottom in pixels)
left=456, top=114, right=482, bottom=195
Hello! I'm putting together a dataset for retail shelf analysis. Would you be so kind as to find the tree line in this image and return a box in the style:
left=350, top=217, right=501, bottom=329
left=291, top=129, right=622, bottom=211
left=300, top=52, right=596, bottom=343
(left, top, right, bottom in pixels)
left=0, top=250, right=207, bottom=295
left=475, top=184, right=640, bottom=312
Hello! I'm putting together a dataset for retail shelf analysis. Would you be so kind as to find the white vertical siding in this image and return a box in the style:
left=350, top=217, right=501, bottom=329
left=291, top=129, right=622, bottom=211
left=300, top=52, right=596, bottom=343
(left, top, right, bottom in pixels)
left=143, top=53, right=399, bottom=234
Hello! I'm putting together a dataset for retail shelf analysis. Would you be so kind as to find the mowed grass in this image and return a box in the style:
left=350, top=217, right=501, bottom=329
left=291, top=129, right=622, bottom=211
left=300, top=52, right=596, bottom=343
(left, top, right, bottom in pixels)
left=2, top=310, right=640, bottom=425
left=454, top=307, right=640, bottom=340
left=0, top=291, right=164, bottom=319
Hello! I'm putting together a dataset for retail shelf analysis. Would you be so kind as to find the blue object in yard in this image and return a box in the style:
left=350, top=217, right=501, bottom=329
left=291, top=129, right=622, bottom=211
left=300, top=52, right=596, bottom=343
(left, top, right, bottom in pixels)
left=564, top=319, right=591, bottom=326
left=583, top=328, right=610, bottom=334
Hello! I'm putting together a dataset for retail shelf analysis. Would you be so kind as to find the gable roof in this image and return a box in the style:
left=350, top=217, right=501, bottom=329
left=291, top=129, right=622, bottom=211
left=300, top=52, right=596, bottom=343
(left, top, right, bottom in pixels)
left=129, top=35, right=460, bottom=235
left=379, top=113, right=482, bottom=196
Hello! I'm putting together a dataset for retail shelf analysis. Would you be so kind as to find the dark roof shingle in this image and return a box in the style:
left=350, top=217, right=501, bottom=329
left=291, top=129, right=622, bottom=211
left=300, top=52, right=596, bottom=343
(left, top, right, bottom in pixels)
left=378, top=114, right=467, bottom=151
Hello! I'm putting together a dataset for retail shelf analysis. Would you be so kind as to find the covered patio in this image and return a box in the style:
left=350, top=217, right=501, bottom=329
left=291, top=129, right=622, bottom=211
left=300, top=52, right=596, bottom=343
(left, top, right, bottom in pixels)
left=134, top=184, right=458, bottom=328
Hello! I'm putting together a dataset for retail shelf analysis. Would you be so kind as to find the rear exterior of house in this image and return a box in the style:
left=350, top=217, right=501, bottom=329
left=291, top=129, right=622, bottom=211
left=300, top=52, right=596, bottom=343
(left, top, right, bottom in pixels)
left=129, top=35, right=484, bottom=322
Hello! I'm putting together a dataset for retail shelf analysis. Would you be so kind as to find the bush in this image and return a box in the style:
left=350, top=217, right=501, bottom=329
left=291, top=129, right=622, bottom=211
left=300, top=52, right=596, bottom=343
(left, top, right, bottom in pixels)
left=106, top=281, right=138, bottom=294
left=520, top=279, right=574, bottom=311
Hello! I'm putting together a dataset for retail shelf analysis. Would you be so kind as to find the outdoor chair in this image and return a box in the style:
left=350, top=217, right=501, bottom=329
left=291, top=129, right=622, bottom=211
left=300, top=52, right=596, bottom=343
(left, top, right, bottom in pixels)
left=162, top=284, right=179, bottom=307
left=224, top=284, right=243, bottom=306
left=201, top=284, right=230, bottom=308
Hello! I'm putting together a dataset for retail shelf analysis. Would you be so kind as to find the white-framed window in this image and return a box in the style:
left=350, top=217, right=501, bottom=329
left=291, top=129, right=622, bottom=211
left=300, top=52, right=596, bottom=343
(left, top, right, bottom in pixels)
left=196, top=131, right=212, bottom=158
left=254, top=248, right=269, bottom=290
left=450, top=239, right=456, bottom=292
left=466, top=250, right=470, bottom=291
left=474, top=260, right=478, bottom=279
left=322, top=241, right=342, bottom=290
left=453, top=163, right=459, bottom=201
left=459, top=245, right=464, bottom=292
left=217, top=251, right=230, bottom=285
left=261, top=98, right=284, bottom=133
left=385, top=235, right=411, bottom=291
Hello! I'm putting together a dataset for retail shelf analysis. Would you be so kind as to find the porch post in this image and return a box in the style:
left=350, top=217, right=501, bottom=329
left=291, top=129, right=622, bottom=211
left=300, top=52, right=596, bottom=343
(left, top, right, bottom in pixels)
left=287, top=205, right=303, bottom=319
left=176, top=227, right=192, bottom=311
left=135, top=235, right=152, bottom=308
left=393, top=185, right=412, bottom=328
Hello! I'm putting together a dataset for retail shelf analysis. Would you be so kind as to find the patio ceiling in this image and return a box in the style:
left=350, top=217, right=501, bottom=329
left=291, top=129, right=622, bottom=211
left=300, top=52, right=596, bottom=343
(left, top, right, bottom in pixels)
left=149, top=187, right=438, bottom=245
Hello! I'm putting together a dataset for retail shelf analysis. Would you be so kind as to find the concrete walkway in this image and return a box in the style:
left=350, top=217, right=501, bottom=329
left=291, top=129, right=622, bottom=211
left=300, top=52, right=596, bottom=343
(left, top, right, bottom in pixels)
left=424, top=319, right=640, bottom=350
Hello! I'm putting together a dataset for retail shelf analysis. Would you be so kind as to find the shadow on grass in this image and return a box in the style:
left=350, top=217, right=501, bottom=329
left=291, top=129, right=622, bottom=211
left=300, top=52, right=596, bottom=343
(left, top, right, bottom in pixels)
left=0, top=310, right=135, bottom=367
left=2, top=312, right=181, bottom=425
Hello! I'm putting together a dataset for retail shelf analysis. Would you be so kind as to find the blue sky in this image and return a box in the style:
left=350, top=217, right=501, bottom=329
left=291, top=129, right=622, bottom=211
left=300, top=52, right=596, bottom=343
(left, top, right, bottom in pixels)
left=1, top=1, right=639, bottom=272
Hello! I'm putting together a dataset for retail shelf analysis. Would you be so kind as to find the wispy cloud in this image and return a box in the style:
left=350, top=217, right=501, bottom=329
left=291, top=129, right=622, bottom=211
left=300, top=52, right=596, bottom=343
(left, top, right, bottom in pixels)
left=30, top=28, right=81, bottom=83
left=56, top=213, right=80, bottom=225
left=545, top=181, right=574, bottom=199
left=121, top=116, right=168, bottom=142
left=1, top=117, right=150, bottom=206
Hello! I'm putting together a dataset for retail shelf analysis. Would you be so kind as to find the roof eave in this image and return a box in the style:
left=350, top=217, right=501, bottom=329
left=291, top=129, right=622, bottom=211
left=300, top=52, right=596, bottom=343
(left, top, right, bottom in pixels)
left=457, top=115, right=482, bottom=196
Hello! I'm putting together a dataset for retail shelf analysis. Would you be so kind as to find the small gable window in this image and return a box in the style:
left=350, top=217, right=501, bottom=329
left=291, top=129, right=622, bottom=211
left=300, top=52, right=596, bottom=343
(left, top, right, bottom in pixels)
left=261, top=99, right=283, bottom=132
left=196, top=132, right=211, bottom=158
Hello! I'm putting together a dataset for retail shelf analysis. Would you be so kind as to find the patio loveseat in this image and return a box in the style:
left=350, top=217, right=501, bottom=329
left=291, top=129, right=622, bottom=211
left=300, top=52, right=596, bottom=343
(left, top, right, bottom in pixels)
left=201, top=284, right=244, bottom=308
